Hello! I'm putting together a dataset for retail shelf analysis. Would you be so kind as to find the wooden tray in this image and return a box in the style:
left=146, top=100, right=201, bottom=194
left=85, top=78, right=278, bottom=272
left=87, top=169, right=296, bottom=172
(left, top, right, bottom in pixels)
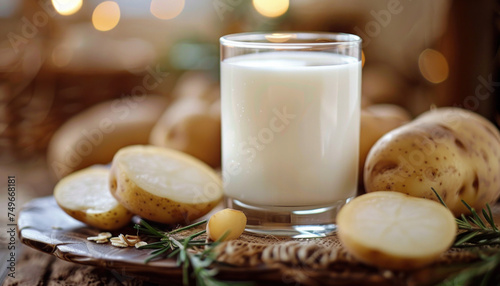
left=18, top=196, right=500, bottom=285
left=17, top=196, right=279, bottom=285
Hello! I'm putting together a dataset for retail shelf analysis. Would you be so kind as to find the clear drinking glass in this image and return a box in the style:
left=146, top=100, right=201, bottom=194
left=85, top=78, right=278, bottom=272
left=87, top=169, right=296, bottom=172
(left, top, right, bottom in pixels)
left=220, top=32, right=362, bottom=238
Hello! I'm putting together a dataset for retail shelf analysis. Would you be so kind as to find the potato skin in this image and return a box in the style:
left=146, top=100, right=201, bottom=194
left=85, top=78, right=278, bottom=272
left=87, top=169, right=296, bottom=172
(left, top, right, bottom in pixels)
left=339, top=231, right=438, bottom=270
left=359, top=104, right=411, bottom=187
left=58, top=204, right=133, bottom=231
left=149, top=75, right=221, bottom=168
left=364, top=108, right=500, bottom=216
left=109, top=153, right=220, bottom=225
left=47, top=95, right=167, bottom=180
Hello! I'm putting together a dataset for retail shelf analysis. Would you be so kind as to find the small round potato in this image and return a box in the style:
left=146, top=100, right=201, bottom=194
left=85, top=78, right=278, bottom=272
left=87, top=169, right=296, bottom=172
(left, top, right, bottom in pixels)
left=364, top=107, right=500, bottom=216
left=206, top=209, right=247, bottom=241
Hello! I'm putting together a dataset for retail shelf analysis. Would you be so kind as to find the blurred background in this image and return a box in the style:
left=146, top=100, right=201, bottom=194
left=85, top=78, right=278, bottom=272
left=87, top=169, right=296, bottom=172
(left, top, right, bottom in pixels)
left=0, top=0, right=499, bottom=202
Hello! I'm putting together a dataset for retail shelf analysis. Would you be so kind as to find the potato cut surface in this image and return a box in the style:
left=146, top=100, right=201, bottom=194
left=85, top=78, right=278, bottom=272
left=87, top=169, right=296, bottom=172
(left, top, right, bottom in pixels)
left=115, top=145, right=222, bottom=203
left=337, top=191, right=456, bottom=270
left=110, top=145, right=223, bottom=224
left=54, top=166, right=133, bottom=230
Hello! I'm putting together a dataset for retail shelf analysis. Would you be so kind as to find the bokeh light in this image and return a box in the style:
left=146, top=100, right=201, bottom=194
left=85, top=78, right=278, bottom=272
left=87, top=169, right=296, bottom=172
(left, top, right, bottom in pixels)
left=253, top=0, right=289, bottom=18
left=418, top=49, right=449, bottom=84
left=150, top=0, right=185, bottom=20
left=92, top=1, right=120, bottom=32
left=52, top=0, right=82, bottom=16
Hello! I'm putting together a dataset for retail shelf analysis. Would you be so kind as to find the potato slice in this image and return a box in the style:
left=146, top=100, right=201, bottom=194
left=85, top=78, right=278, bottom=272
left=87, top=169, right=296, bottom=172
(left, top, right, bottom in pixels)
left=109, top=145, right=223, bottom=224
left=337, top=191, right=456, bottom=270
left=54, top=166, right=133, bottom=230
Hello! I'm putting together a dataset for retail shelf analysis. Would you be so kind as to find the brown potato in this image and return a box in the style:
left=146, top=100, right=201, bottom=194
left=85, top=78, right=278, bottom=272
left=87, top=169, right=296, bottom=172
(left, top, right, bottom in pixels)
left=359, top=104, right=411, bottom=187
left=47, top=95, right=168, bottom=180
left=150, top=86, right=221, bottom=168
left=364, top=107, right=500, bottom=216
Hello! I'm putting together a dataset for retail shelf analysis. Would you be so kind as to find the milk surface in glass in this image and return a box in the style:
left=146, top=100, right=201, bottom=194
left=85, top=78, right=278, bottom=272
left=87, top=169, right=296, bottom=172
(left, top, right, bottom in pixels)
left=221, top=51, right=360, bottom=207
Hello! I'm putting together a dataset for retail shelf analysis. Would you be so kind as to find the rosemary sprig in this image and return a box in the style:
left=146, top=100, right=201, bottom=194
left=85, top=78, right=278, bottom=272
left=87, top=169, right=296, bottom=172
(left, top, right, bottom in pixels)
left=431, top=188, right=500, bottom=285
left=431, top=188, right=500, bottom=247
left=134, top=219, right=253, bottom=286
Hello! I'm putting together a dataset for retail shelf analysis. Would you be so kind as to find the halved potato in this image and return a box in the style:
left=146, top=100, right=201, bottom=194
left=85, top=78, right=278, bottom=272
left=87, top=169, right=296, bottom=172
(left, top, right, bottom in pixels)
left=337, top=191, right=456, bottom=270
left=109, top=145, right=223, bottom=224
left=54, top=166, right=133, bottom=230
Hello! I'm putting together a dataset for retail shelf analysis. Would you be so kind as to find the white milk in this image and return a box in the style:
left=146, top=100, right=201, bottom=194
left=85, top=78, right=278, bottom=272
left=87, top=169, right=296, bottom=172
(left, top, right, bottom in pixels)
left=221, top=51, right=360, bottom=207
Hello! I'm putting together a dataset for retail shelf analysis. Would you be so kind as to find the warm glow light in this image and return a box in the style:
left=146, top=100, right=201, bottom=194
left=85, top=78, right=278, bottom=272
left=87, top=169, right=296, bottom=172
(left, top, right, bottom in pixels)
left=52, top=0, right=82, bottom=16
left=150, top=0, right=185, bottom=20
left=418, top=49, right=449, bottom=84
left=265, top=33, right=295, bottom=43
left=253, top=0, right=289, bottom=18
left=362, top=50, right=365, bottom=67
left=92, top=1, right=120, bottom=32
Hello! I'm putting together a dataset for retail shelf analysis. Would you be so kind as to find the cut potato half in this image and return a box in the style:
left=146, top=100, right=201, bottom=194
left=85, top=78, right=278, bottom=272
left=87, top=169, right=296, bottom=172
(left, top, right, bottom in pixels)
left=337, top=192, right=456, bottom=270
left=110, top=145, right=223, bottom=224
left=54, top=166, right=133, bottom=230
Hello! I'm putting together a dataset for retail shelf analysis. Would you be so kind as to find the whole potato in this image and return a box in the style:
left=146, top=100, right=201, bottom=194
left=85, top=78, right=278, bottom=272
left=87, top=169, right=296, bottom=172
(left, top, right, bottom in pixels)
left=47, top=95, right=168, bottom=180
left=359, top=104, right=411, bottom=187
left=364, top=107, right=500, bottom=216
left=150, top=86, right=221, bottom=168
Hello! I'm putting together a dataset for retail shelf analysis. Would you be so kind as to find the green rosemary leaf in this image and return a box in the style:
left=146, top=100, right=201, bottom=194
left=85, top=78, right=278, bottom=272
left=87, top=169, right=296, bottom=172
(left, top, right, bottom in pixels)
left=138, top=244, right=165, bottom=249
left=486, top=204, right=499, bottom=231
left=470, top=217, right=486, bottom=230
left=431, top=187, right=448, bottom=208
left=145, top=247, right=169, bottom=263
left=184, top=229, right=207, bottom=241
left=455, top=231, right=480, bottom=246
left=170, top=220, right=207, bottom=234
left=185, top=242, right=212, bottom=247
left=469, top=208, right=487, bottom=229
left=141, top=241, right=169, bottom=247
left=167, top=248, right=181, bottom=259
left=138, top=219, right=168, bottom=238
left=459, top=214, right=473, bottom=229
left=189, top=240, right=208, bottom=243
left=151, top=247, right=170, bottom=255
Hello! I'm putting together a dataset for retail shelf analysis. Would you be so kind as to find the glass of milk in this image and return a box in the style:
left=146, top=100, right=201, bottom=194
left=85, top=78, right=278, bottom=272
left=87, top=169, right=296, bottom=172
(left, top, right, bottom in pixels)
left=220, top=32, right=362, bottom=237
